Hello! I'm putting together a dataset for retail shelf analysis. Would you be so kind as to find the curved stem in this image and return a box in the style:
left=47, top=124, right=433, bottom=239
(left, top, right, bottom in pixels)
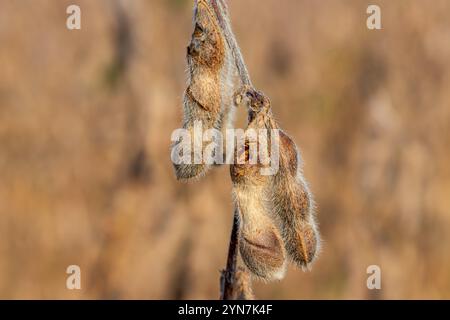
left=211, top=0, right=253, bottom=87
left=211, top=0, right=254, bottom=300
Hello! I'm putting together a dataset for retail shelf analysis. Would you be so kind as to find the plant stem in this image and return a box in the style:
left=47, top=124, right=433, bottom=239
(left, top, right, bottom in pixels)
left=220, top=207, right=253, bottom=300
left=211, top=0, right=253, bottom=87
left=211, top=0, right=254, bottom=299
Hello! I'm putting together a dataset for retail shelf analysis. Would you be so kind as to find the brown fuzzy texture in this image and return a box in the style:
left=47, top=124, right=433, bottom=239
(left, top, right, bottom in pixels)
left=234, top=267, right=255, bottom=300
left=173, top=0, right=237, bottom=181
left=235, top=87, right=321, bottom=271
left=230, top=87, right=287, bottom=281
left=273, top=132, right=320, bottom=268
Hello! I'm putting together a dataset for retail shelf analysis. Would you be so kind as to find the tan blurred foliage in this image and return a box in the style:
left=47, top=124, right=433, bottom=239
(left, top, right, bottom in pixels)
left=0, top=0, right=450, bottom=299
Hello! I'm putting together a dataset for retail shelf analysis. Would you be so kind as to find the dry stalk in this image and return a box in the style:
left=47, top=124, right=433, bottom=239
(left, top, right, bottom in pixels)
left=213, top=0, right=320, bottom=298
left=220, top=207, right=254, bottom=300
left=211, top=0, right=252, bottom=87
left=211, top=0, right=256, bottom=300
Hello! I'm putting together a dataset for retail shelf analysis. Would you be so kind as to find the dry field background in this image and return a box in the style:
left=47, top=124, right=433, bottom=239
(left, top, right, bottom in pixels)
left=1, top=0, right=450, bottom=299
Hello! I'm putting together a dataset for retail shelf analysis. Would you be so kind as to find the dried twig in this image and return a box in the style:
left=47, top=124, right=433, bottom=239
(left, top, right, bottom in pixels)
left=220, top=207, right=253, bottom=300
left=208, top=0, right=257, bottom=300
left=211, top=0, right=253, bottom=87
left=210, top=0, right=257, bottom=300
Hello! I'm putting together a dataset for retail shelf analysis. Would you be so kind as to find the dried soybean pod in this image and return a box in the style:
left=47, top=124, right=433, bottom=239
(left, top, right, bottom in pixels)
left=230, top=88, right=286, bottom=281
left=172, top=0, right=237, bottom=181
left=237, top=87, right=321, bottom=270
left=273, top=132, right=321, bottom=269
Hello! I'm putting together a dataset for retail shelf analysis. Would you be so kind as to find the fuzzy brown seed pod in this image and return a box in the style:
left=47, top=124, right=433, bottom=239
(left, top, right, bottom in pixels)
left=230, top=88, right=287, bottom=281
left=172, top=0, right=237, bottom=181
left=235, top=87, right=321, bottom=271
left=273, top=132, right=321, bottom=269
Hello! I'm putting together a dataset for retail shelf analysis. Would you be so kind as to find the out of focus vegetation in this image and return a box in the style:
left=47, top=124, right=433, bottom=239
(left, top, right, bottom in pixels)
left=1, top=0, right=450, bottom=299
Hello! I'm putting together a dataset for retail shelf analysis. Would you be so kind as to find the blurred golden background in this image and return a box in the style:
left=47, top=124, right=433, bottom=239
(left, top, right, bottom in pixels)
left=1, top=0, right=450, bottom=299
